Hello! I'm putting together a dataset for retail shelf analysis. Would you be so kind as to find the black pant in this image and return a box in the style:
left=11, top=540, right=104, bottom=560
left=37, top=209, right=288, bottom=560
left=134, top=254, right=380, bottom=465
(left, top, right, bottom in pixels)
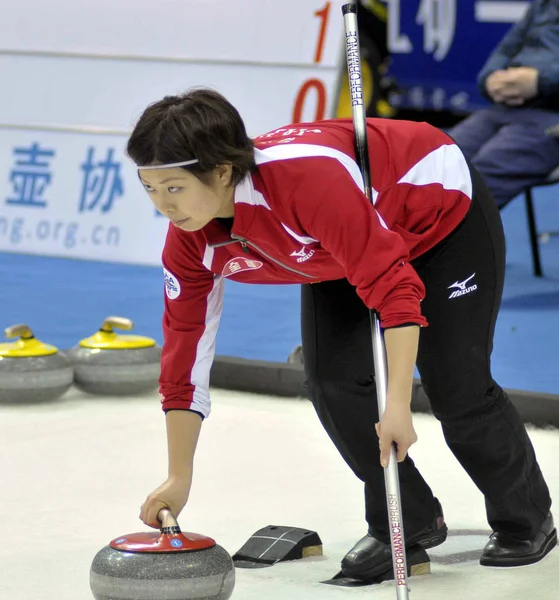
left=301, top=167, right=551, bottom=542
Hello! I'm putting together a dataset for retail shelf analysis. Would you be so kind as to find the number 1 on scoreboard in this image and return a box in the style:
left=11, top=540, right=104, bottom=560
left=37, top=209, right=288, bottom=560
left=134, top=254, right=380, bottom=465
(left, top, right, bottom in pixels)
left=314, top=1, right=331, bottom=63
left=292, top=1, right=333, bottom=122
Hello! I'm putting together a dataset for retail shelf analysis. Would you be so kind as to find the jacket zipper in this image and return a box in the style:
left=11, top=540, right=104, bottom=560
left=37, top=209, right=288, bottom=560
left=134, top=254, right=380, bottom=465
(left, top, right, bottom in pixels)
left=229, top=234, right=315, bottom=279
left=210, top=239, right=239, bottom=249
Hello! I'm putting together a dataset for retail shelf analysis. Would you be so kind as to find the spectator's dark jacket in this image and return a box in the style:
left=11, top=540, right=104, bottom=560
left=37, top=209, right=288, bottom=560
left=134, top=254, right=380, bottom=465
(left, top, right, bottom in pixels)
left=478, top=0, right=559, bottom=108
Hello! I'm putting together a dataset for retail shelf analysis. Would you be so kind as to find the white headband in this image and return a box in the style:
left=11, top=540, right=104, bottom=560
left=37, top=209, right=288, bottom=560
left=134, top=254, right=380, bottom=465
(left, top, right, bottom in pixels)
left=137, top=159, right=199, bottom=170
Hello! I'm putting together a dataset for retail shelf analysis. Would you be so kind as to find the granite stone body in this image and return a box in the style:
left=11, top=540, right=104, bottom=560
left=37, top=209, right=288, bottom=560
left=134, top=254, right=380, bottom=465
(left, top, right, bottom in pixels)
left=0, top=353, right=73, bottom=404
left=90, top=543, right=235, bottom=600
left=68, top=346, right=161, bottom=395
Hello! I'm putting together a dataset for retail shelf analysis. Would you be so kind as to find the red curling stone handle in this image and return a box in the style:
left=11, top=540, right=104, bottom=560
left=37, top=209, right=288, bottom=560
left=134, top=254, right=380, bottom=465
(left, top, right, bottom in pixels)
left=109, top=508, right=216, bottom=552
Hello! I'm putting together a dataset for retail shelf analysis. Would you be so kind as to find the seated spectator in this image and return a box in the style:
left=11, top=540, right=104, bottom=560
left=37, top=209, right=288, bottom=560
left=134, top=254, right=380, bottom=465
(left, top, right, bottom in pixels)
left=449, top=0, right=559, bottom=209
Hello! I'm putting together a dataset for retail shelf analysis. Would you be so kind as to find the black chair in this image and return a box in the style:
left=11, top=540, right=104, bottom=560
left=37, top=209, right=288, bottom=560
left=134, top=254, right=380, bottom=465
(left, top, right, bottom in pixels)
left=524, top=165, right=559, bottom=277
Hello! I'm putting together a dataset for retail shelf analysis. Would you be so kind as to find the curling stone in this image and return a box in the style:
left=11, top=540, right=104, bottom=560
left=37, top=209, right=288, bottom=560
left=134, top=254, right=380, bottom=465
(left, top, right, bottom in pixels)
left=68, top=316, right=161, bottom=396
left=90, top=509, right=235, bottom=600
left=0, top=324, right=73, bottom=404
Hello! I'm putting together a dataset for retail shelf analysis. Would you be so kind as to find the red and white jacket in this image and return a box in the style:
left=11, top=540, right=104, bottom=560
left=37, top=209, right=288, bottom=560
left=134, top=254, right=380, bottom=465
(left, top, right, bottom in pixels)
left=160, top=118, right=473, bottom=417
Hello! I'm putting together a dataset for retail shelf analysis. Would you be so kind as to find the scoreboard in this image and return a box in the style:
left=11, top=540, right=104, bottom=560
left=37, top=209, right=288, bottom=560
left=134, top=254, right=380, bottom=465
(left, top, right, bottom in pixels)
left=0, top=0, right=347, bottom=265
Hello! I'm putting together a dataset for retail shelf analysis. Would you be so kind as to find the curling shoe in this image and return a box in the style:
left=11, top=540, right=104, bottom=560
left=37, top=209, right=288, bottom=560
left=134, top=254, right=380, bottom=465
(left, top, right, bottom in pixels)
left=341, top=498, right=447, bottom=581
left=480, top=512, right=557, bottom=567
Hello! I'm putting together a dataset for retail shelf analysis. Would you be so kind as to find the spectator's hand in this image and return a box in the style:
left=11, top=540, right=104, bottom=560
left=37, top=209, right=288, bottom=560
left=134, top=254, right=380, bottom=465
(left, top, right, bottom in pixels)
left=490, top=67, right=539, bottom=106
left=485, top=70, right=509, bottom=102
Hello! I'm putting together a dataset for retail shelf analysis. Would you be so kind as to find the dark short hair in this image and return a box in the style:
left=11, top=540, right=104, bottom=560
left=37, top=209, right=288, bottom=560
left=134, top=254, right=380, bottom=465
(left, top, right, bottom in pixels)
left=126, top=88, right=256, bottom=186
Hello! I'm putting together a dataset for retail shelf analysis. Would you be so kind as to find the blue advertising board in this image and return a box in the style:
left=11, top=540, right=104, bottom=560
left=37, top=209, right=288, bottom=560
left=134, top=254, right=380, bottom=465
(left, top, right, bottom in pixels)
left=385, top=0, right=531, bottom=113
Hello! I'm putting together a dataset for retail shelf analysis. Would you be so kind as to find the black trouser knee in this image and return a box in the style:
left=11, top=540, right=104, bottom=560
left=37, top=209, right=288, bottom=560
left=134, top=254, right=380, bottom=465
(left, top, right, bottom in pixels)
left=301, top=279, right=438, bottom=542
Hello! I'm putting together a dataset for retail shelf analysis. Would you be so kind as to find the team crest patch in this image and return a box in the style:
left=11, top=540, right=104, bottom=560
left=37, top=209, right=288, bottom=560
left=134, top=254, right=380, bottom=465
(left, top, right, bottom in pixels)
left=163, top=268, right=181, bottom=300
left=222, top=257, right=263, bottom=277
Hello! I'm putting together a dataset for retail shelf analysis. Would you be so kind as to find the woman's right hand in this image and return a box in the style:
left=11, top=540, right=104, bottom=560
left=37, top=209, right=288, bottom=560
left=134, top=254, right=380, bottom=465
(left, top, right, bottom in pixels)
left=139, top=475, right=192, bottom=529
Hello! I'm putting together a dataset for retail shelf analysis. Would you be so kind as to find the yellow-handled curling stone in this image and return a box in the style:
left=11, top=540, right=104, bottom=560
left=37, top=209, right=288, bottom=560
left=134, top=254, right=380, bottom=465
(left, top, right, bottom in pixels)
left=0, top=324, right=73, bottom=404
left=90, top=508, right=235, bottom=600
left=67, top=316, right=161, bottom=396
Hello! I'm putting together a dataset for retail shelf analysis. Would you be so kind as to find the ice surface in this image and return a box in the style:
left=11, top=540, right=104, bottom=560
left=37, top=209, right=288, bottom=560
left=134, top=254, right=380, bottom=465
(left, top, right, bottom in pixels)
left=1, top=387, right=557, bottom=600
